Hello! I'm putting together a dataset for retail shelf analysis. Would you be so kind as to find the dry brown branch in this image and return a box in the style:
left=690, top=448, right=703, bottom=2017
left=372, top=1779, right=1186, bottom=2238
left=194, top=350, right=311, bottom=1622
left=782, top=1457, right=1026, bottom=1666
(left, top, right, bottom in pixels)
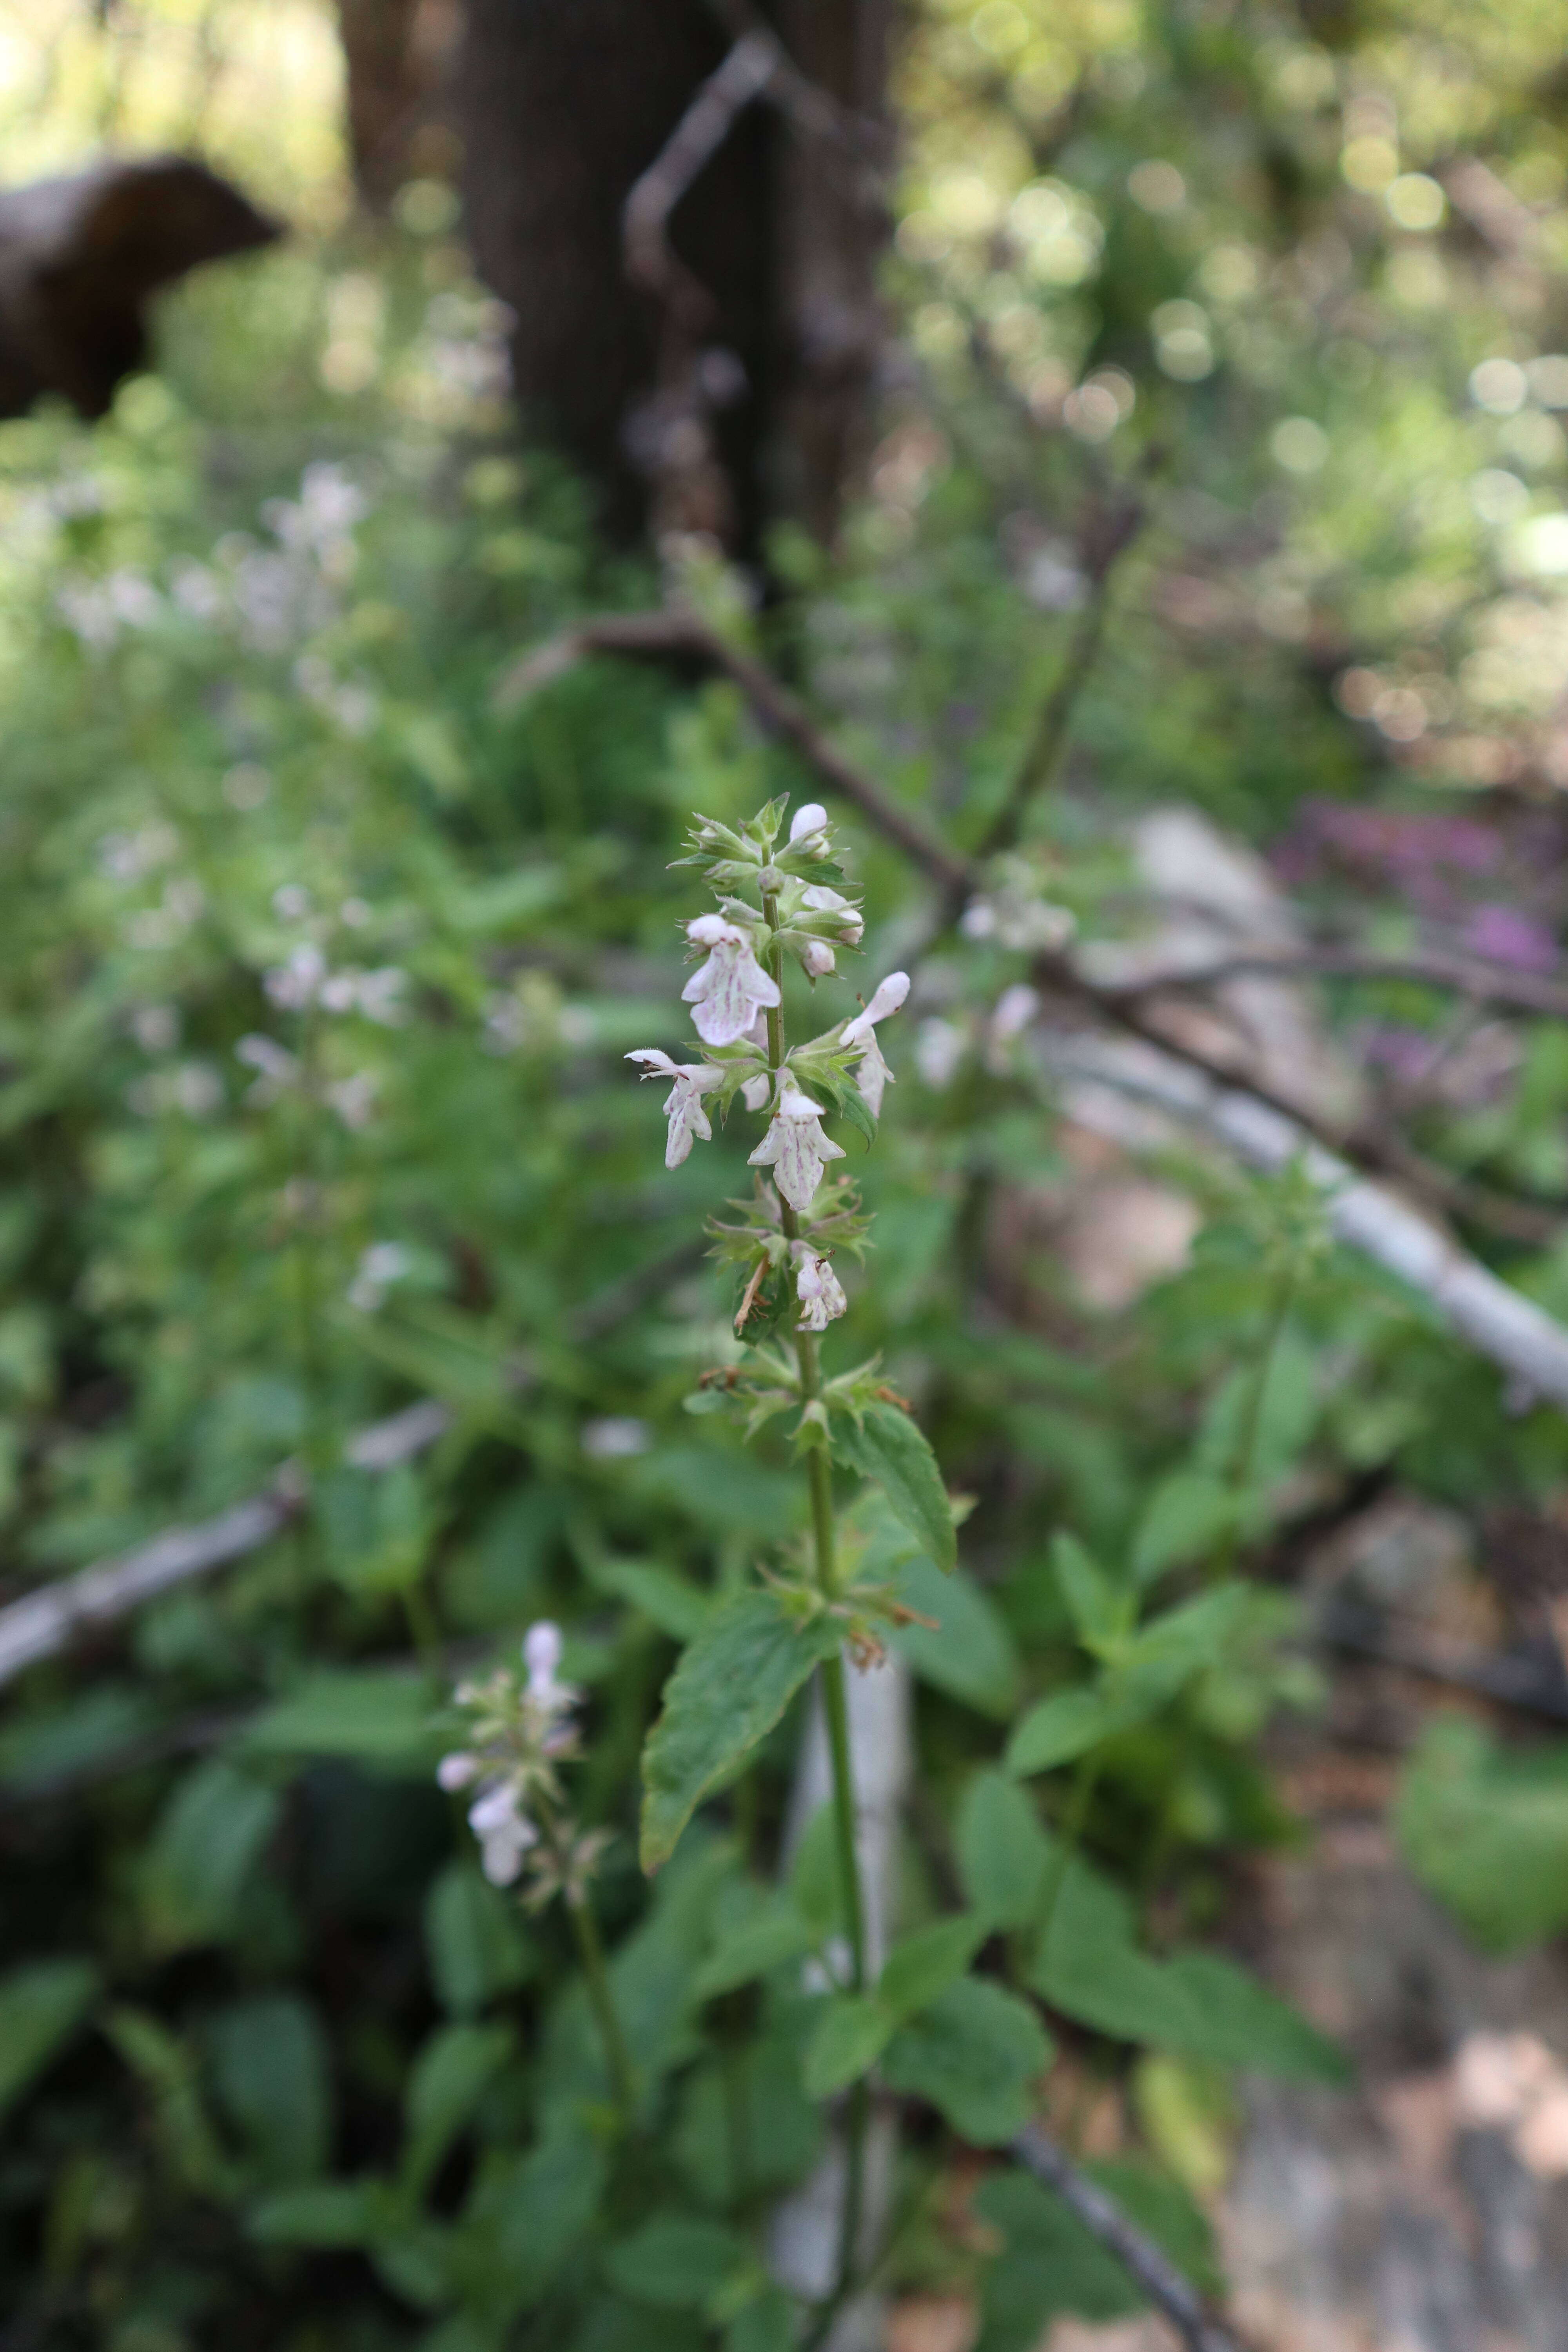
left=1011, top=2124, right=1248, bottom=2352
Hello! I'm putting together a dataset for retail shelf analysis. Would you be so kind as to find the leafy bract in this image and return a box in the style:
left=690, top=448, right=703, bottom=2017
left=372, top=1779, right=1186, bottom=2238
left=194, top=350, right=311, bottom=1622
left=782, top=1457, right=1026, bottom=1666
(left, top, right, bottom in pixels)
left=0, top=1957, right=99, bottom=2120
left=639, top=1590, right=842, bottom=1872
left=890, top=1551, right=1021, bottom=1718
left=957, top=1771, right=1054, bottom=1931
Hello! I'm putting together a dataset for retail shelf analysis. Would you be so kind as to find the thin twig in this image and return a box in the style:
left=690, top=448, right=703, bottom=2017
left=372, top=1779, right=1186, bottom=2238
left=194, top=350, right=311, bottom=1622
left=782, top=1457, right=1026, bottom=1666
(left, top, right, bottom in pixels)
left=1103, top=944, right=1568, bottom=1026
left=1011, top=2123, right=1248, bottom=2352
left=978, top=492, right=1147, bottom=858
left=498, top=613, right=1568, bottom=1256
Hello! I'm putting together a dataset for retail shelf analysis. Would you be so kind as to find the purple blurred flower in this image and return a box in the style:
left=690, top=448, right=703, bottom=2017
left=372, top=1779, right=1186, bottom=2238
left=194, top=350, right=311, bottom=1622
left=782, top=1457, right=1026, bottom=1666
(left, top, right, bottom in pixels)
left=1463, top=904, right=1558, bottom=973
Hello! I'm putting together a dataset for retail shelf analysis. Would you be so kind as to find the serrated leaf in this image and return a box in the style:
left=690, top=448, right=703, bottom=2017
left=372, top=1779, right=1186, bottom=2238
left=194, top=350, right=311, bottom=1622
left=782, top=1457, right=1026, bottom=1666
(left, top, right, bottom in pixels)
left=1158, top=1953, right=1350, bottom=2085
left=803, top=1994, right=895, bottom=2098
left=639, top=1591, right=841, bottom=1872
left=1396, top=1716, right=1568, bottom=1953
left=878, top=1915, right=987, bottom=2024
left=956, top=1771, right=1054, bottom=1931
left=890, top=1552, right=1020, bottom=1718
left=881, top=1977, right=1051, bottom=2145
left=0, top=1957, right=99, bottom=2119
left=693, top=1897, right=815, bottom=1999
left=833, top=1402, right=955, bottom=1570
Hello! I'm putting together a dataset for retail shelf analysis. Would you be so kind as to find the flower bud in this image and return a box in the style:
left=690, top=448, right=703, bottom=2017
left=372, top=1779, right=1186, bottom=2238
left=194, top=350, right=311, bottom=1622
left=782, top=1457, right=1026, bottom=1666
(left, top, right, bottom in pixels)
left=801, top=939, right=836, bottom=977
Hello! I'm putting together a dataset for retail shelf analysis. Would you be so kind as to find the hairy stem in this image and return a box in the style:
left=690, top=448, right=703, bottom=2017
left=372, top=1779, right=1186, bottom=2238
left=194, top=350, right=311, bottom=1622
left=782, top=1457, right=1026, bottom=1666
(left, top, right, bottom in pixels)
left=567, top=1889, right=637, bottom=2125
left=763, top=882, right=871, bottom=2298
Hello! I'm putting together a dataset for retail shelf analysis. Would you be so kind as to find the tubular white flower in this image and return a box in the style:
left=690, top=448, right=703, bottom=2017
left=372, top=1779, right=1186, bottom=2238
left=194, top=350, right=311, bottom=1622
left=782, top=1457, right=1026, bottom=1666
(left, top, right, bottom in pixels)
left=789, top=802, right=831, bottom=852
left=626, top=1048, right=724, bottom=1167
left=749, top=1077, right=846, bottom=1212
left=467, top=1780, right=538, bottom=1886
left=800, top=939, right=837, bottom=977
left=741, top=1070, right=773, bottom=1111
left=681, top=918, right=781, bottom=1046
left=437, top=1750, right=479, bottom=1791
left=840, top=970, right=910, bottom=1117
left=799, top=884, right=864, bottom=945
left=791, top=1240, right=848, bottom=1332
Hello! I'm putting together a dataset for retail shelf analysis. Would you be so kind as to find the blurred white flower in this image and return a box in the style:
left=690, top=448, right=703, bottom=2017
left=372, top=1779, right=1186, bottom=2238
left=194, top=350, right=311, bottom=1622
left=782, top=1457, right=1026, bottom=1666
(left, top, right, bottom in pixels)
left=467, top=1780, right=538, bottom=1886
left=327, top=1071, right=380, bottom=1129
left=801, top=939, right=837, bottom=977
left=236, top=1034, right=301, bottom=1104
left=581, top=1416, right=652, bottom=1458
left=347, top=1241, right=411, bottom=1312
left=916, top=1017, right=967, bottom=1090
left=265, top=943, right=327, bottom=1010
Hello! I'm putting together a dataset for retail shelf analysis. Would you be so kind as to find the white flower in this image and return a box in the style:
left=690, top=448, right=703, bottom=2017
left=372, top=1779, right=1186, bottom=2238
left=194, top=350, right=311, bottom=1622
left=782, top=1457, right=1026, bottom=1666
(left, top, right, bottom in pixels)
left=840, top=970, right=909, bottom=1116
left=626, top=1047, right=724, bottom=1167
left=989, top=983, right=1040, bottom=1051
left=468, top=1780, right=538, bottom=1886
left=524, top=1620, right=565, bottom=1695
left=799, top=885, right=863, bottom=945
left=264, top=942, right=327, bottom=1010
left=789, top=802, right=831, bottom=853
left=792, top=1240, right=848, bottom=1332
left=917, top=1017, right=966, bottom=1091
left=681, top=917, right=780, bottom=1047
left=437, top=1750, right=479, bottom=1791
left=749, top=1077, right=846, bottom=1212
left=801, top=939, right=836, bottom=978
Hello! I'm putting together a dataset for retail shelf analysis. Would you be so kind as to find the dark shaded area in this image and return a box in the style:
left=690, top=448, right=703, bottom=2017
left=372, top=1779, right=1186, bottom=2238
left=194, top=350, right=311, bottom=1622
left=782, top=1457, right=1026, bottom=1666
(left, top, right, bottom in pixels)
left=0, top=156, right=279, bottom=422
left=455, top=0, right=888, bottom=549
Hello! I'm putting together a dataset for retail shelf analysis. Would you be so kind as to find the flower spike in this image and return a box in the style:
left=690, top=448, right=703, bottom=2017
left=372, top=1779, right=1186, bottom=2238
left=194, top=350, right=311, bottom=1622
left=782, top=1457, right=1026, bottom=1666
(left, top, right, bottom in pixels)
left=749, top=1077, right=846, bottom=1212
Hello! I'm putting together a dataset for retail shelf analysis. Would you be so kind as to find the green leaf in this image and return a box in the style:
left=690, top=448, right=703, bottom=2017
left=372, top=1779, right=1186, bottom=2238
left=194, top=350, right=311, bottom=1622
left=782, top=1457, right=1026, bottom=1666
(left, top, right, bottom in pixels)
left=207, top=1994, right=332, bottom=2183
left=1051, top=1533, right=1122, bottom=1649
left=1125, top=1582, right=1250, bottom=1689
left=425, top=1858, right=534, bottom=2016
left=140, top=1759, right=282, bottom=1953
left=693, top=1896, right=815, bottom=1999
left=492, top=2097, right=608, bottom=2303
left=725, top=2285, right=797, bottom=2352
left=603, top=2215, right=747, bottom=2310
left=804, top=1994, right=896, bottom=2098
left=890, top=1553, right=1021, bottom=1718
left=250, top=2180, right=388, bottom=2250
left=0, top=1957, right=99, bottom=2119
left=1396, top=1716, right=1568, bottom=1953
left=976, top=2159, right=1216, bottom=2349
left=880, top=1977, right=1052, bottom=2145
left=589, top=1557, right=716, bottom=1644
left=956, top=1771, right=1054, bottom=1931
left=878, top=1915, right=987, bottom=2024
left=639, top=1590, right=841, bottom=1872
left=401, top=2021, right=514, bottom=2197
left=1005, top=1686, right=1140, bottom=1777
left=833, top=1402, right=955, bottom=1570
left=1130, top=1472, right=1237, bottom=1586
left=1030, top=1860, right=1348, bottom=2081
left=1158, top=1954, right=1351, bottom=2086
left=244, top=1668, right=443, bottom=1777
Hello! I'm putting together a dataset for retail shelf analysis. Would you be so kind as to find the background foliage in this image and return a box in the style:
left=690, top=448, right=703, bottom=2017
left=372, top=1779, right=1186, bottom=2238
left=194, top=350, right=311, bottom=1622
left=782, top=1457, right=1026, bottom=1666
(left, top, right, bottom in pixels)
left=7, top=3, right=1568, bottom=2348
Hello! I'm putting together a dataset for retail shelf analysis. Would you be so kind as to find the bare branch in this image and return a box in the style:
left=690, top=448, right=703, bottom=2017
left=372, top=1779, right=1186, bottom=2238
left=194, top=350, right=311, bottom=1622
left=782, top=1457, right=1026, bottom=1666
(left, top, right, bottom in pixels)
left=1011, top=2124, right=1247, bottom=2352
left=1038, top=1028, right=1568, bottom=1410
left=623, top=33, right=779, bottom=332
left=1103, top=943, right=1568, bottom=1026
left=498, top=610, right=970, bottom=893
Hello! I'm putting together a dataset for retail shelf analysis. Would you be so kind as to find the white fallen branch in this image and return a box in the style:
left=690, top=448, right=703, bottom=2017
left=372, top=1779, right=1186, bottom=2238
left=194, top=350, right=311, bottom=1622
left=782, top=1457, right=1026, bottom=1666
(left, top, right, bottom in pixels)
left=1039, top=1027, right=1568, bottom=1411
left=0, top=1399, right=453, bottom=1690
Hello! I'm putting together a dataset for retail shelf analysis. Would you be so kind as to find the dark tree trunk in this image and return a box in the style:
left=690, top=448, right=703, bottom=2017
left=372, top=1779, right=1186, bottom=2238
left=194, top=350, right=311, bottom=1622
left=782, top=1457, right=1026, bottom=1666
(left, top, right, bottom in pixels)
left=336, top=0, right=458, bottom=211
left=454, top=0, right=889, bottom=552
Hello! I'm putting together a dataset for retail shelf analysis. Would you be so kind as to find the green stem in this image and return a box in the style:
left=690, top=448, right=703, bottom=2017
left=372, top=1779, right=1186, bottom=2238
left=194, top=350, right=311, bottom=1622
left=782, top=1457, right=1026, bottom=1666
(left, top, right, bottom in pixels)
left=1214, top=1262, right=1297, bottom=1582
left=762, top=882, right=871, bottom=2290
left=567, top=1890, right=637, bottom=2125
